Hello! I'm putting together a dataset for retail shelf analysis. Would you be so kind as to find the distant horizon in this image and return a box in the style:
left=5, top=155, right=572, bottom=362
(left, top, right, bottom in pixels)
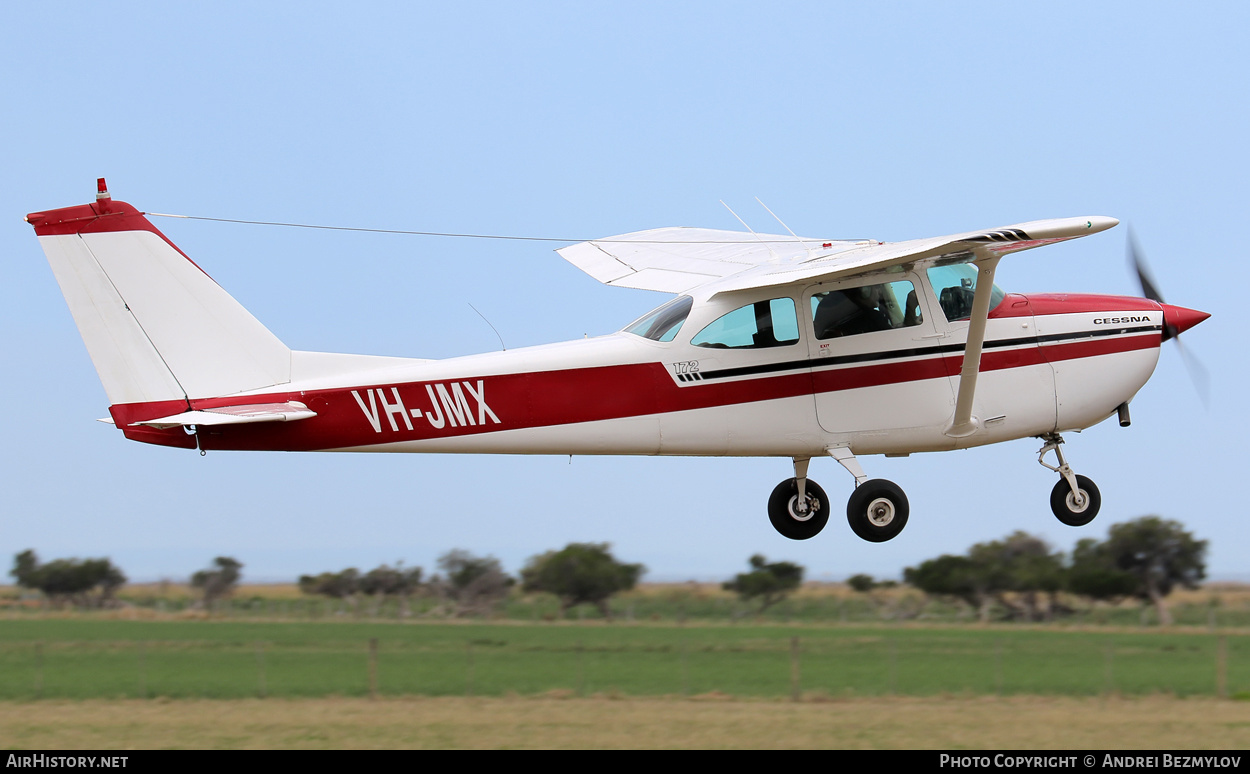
left=8, top=573, right=1250, bottom=588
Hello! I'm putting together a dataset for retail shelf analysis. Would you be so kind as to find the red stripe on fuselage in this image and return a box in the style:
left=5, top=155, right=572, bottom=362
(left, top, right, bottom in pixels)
left=1037, top=330, right=1160, bottom=363
left=811, top=353, right=949, bottom=393
left=186, top=364, right=817, bottom=452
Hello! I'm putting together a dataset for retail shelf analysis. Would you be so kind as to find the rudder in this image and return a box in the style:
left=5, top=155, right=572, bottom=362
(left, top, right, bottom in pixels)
left=26, top=181, right=292, bottom=408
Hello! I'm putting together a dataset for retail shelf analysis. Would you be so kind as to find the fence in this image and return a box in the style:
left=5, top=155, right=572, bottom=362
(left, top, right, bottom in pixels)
left=3, top=625, right=1246, bottom=701
left=8, top=590, right=1250, bottom=629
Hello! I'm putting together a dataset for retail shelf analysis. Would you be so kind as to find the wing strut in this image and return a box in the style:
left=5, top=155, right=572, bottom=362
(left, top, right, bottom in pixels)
left=946, top=251, right=1001, bottom=438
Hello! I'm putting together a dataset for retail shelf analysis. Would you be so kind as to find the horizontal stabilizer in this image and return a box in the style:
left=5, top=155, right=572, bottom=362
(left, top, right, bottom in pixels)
left=132, top=401, right=316, bottom=429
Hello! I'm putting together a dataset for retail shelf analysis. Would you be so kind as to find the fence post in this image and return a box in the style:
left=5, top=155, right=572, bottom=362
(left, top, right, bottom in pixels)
left=995, top=639, right=1003, bottom=696
left=1104, top=642, right=1114, bottom=696
left=790, top=636, right=801, bottom=702
left=256, top=641, right=267, bottom=698
left=681, top=640, right=689, bottom=697
left=1217, top=635, right=1228, bottom=699
left=889, top=639, right=898, bottom=696
left=368, top=637, right=378, bottom=700
left=138, top=640, right=147, bottom=699
left=576, top=641, right=584, bottom=697
left=35, top=641, right=43, bottom=699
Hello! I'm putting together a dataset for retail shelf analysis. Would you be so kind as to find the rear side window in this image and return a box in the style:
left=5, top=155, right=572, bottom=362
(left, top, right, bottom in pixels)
left=692, top=298, right=799, bottom=349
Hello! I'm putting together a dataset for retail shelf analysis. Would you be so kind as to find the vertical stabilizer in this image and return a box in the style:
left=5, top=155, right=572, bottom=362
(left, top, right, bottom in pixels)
left=26, top=182, right=291, bottom=406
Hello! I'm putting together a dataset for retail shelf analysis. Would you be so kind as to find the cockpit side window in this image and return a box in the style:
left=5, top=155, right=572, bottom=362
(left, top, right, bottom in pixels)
left=811, top=280, right=921, bottom=340
left=926, top=264, right=1006, bottom=322
left=623, top=295, right=693, bottom=342
left=692, top=298, right=799, bottom=349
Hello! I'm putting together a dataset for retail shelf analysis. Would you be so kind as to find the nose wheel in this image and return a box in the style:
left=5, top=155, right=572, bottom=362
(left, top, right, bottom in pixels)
left=1038, top=435, right=1101, bottom=526
left=1049, top=475, right=1101, bottom=526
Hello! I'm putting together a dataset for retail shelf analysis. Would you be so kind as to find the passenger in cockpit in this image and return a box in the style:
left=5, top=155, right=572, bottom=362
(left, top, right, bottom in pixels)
left=814, top=287, right=891, bottom=338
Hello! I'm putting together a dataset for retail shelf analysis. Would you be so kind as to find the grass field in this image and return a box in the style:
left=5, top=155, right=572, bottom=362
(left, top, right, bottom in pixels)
left=2, top=618, right=1248, bottom=701
left=2, top=695, right=1248, bottom=749
left=3, top=616, right=1250, bottom=750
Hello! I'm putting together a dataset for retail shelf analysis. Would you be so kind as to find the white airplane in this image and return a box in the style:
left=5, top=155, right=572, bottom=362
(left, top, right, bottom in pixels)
left=27, top=180, right=1208, bottom=542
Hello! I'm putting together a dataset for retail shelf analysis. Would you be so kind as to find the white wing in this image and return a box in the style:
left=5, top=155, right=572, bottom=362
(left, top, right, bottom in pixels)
left=558, top=217, right=1119, bottom=296
left=556, top=227, right=850, bottom=293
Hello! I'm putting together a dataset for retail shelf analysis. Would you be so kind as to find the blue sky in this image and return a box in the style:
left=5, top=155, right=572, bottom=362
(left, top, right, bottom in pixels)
left=1, top=2, right=1244, bottom=583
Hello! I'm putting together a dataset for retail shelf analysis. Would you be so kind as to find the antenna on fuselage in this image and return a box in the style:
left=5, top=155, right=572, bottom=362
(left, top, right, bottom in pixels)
left=468, top=302, right=507, bottom=351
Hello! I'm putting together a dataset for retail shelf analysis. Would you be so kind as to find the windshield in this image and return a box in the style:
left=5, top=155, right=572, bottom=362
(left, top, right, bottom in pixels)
left=623, top=295, right=693, bottom=342
left=926, top=263, right=1007, bottom=321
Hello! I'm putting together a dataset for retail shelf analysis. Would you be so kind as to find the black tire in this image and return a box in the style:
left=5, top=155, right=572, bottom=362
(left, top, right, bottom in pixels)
left=1050, top=475, right=1100, bottom=526
left=767, top=478, right=830, bottom=540
left=846, top=479, right=909, bottom=543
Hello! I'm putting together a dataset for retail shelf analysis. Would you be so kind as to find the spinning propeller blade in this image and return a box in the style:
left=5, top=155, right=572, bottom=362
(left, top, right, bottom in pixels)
left=1127, top=227, right=1211, bottom=405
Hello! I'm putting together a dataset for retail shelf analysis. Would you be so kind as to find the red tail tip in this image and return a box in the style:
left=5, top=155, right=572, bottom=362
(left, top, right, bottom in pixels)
left=96, top=178, right=110, bottom=201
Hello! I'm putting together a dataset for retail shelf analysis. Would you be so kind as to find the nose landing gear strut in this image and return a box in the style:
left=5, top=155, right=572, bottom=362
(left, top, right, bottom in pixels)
left=1038, top=434, right=1101, bottom=526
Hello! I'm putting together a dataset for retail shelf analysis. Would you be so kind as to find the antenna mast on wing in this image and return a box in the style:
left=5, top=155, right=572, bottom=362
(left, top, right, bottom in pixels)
left=720, top=200, right=780, bottom=260
left=755, top=197, right=802, bottom=242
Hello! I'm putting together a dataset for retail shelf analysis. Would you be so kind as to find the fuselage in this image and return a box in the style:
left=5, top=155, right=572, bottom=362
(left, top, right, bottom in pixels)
left=114, top=274, right=1169, bottom=459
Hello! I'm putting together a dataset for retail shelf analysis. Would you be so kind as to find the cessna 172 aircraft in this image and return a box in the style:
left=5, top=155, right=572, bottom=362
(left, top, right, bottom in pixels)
left=26, top=180, right=1209, bottom=543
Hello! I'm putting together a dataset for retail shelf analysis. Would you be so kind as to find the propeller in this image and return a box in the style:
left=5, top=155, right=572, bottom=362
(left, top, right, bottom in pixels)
left=1127, top=227, right=1211, bottom=406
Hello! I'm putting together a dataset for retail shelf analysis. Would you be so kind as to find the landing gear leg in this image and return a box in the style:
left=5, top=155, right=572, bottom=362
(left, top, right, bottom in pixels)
left=1038, top=434, right=1101, bottom=526
left=767, top=457, right=830, bottom=540
left=828, top=445, right=910, bottom=542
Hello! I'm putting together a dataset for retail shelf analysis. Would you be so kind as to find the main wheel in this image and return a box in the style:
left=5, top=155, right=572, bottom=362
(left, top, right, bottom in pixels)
left=846, top=479, right=909, bottom=542
left=767, top=478, right=830, bottom=540
left=1050, top=475, right=1100, bottom=526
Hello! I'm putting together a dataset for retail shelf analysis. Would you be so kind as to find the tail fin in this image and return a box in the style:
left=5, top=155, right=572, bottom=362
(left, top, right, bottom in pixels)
left=26, top=181, right=291, bottom=407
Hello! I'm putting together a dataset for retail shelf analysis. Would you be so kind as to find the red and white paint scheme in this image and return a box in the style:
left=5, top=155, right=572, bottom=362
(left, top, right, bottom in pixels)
left=26, top=180, right=1209, bottom=542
